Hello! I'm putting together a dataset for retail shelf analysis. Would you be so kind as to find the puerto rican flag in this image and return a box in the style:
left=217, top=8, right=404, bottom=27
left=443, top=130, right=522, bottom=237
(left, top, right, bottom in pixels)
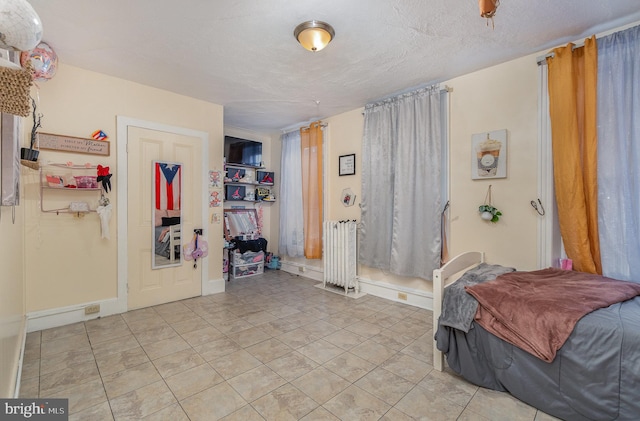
left=155, top=162, right=181, bottom=210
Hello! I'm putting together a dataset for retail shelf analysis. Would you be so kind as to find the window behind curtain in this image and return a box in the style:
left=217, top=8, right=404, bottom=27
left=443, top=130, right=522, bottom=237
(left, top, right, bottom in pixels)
left=596, top=25, right=640, bottom=281
left=359, top=85, right=445, bottom=279
left=278, top=130, right=304, bottom=257
left=538, top=24, right=640, bottom=280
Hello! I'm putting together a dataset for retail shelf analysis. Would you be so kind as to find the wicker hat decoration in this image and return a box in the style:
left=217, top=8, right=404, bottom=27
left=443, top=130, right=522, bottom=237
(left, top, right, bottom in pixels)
left=0, top=59, right=33, bottom=116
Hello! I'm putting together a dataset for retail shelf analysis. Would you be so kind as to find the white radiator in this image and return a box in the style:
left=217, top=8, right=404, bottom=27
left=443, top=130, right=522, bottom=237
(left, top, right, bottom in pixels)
left=323, top=220, right=358, bottom=294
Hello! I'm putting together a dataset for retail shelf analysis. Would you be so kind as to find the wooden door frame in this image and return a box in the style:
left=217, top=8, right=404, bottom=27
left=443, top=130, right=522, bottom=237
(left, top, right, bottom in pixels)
left=116, top=116, right=209, bottom=312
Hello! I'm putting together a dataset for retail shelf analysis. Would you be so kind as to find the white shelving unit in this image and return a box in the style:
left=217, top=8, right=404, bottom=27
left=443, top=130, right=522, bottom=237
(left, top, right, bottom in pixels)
left=39, top=163, right=103, bottom=215
left=224, top=164, right=275, bottom=203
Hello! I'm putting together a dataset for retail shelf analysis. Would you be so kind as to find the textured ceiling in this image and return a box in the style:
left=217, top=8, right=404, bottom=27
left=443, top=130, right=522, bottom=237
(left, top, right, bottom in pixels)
left=27, top=0, right=640, bottom=132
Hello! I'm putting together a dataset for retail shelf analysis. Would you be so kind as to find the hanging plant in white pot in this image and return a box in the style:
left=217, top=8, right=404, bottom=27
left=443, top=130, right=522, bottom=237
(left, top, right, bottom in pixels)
left=479, top=185, right=502, bottom=223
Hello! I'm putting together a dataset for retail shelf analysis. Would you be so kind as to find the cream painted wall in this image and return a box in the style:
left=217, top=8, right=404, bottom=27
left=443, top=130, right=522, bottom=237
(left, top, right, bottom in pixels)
left=447, top=53, right=539, bottom=270
left=316, top=53, right=540, bottom=290
left=269, top=133, right=281, bottom=253
left=324, top=108, right=363, bottom=222
left=25, top=63, right=224, bottom=313
left=0, top=183, right=24, bottom=397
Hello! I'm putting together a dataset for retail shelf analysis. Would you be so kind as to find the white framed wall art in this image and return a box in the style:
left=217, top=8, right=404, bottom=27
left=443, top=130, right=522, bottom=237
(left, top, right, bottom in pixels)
left=471, top=129, right=507, bottom=180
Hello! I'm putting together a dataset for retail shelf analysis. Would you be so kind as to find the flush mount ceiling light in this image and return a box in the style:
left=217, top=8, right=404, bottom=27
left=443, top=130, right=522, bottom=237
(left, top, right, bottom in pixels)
left=294, top=20, right=335, bottom=52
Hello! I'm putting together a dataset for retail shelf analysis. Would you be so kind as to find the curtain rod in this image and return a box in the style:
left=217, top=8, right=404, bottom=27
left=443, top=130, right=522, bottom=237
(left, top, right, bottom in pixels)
left=360, top=85, right=452, bottom=115
left=535, top=20, right=638, bottom=65
left=298, top=123, right=329, bottom=130
left=536, top=43, right=583, bottom=65
left=301, top=122, right=328, bottom=129
left=284, top=86, right=453, bottom=131
left=537, top=20, right=640, bottom=65
left=370, top=85, right=452, bottom=103
left=281, top=121, right=327, bottom=133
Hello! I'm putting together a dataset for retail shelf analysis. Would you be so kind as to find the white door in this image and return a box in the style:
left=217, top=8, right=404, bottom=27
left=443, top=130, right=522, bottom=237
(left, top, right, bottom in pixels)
left=127, top=126, right=203, bottom=310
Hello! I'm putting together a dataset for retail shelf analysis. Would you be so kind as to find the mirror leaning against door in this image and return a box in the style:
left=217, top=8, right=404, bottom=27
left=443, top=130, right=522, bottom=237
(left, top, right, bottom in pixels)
left=152, top=160, right=183, bottom=269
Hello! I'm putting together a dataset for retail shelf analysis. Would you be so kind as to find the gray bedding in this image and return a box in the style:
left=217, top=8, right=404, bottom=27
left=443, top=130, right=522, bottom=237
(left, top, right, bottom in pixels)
left=435, top=268, right=640, bottom=421
left=439, top=263, right=515, bottom=332
left=154, top=225, right=172, bottom=258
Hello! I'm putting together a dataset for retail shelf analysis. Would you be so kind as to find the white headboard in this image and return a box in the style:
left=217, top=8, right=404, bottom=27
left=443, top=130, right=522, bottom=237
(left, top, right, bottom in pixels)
left=432, top=251, right=485, bottom=371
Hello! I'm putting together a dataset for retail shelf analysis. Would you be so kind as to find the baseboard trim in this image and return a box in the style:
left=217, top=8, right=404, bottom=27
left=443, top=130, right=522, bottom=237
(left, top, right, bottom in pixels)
left=26, top=279, right=226, bottom=333
left=280, top=261, right=323, bottom=282
left=24, top=275, right=432, bottom=332
left=12, top=316, right=27, bottom=398
left=203, top=277, right=226, bottom=295
left=357, top=277, right=433, bottom=310
left=26, top=297, right=123, bottom=333
left=280, top=262, right=434, bottom=311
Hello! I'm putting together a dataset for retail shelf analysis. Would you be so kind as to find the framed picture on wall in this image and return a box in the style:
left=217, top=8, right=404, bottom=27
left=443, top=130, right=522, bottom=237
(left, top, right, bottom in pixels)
left=339, top=153, right=356, bottom=176
left=471, top=129, right=507, bottom=180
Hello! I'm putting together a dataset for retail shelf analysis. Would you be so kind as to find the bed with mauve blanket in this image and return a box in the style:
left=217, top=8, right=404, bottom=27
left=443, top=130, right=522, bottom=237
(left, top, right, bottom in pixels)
left=432, top=252, right=640, bottom=421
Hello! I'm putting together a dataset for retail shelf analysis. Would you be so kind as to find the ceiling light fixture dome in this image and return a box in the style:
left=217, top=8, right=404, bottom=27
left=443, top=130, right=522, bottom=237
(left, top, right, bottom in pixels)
left=294, top=20, right=335, bottom=52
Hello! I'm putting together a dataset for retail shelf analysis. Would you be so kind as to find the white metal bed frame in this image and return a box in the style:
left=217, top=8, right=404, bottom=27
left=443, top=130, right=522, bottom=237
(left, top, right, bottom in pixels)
left=432, top=251, right=485, bottom=371
left=168, top=224, right=181, bottom=262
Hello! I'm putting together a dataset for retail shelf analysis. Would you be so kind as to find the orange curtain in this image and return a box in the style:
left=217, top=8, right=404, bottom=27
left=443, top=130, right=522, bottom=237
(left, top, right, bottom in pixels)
left=547, top=36, right=601, bottom=274
left=300, top=121, right=323, bottom=259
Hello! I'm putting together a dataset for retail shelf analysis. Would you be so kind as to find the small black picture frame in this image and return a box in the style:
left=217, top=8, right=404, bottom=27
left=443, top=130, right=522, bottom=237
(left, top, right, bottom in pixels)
left=339, top=153, right=356, bottom=176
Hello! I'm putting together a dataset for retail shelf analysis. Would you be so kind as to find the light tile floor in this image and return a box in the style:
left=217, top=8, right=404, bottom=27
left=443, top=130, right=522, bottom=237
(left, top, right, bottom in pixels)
left=20, top=270, right=560, bottom=420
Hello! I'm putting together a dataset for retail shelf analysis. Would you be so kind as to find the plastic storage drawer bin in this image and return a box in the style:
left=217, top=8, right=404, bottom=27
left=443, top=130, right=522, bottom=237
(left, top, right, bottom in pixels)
left=233, top=263, right=264, bottom=279
left=232, top=250, right=264, bottom=265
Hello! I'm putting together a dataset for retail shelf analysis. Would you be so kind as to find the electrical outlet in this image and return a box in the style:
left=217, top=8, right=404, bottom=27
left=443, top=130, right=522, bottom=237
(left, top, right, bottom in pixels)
left=397, top=292, right=408, bottom=301
left=85, top=304, right=100, bottom=315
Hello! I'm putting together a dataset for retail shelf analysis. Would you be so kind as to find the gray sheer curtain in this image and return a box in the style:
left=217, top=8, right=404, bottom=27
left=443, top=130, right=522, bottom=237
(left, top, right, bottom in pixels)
left=597, top=25, right=640, bottom=281
left=360, top=86, right=443, bottom=279
left=278, top=130, right=305, bottom=257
